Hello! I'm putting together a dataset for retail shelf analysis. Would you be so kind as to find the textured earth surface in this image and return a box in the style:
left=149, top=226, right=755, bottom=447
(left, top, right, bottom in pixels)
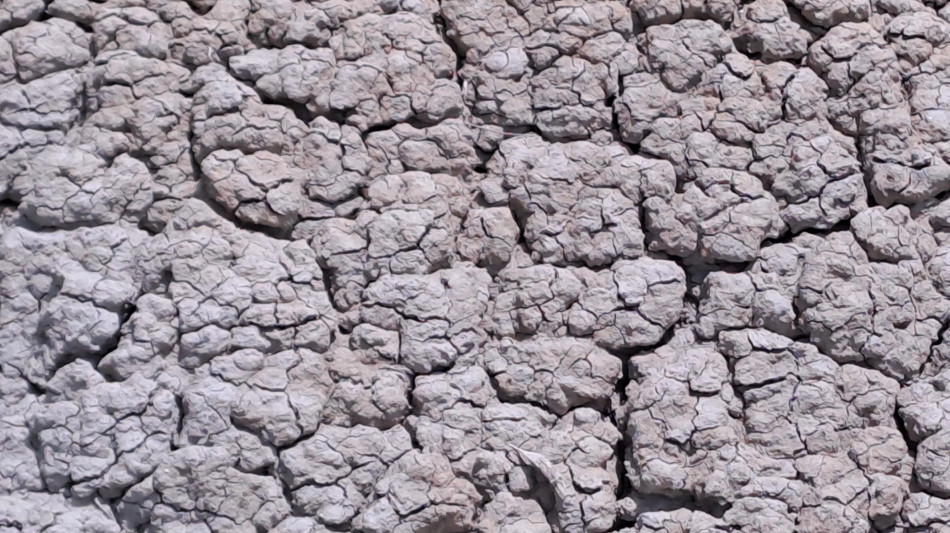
left=3, top=0, right=950, bottom=532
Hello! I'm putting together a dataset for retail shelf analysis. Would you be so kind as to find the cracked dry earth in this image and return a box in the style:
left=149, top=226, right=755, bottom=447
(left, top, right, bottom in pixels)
left=6, top=1, right=950, bottom=533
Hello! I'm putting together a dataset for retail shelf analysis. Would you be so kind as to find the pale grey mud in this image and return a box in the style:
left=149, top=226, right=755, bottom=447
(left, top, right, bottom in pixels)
left=1, top=0, right=950, bottom=532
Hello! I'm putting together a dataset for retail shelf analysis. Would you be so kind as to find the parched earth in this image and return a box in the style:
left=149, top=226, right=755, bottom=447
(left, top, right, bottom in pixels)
left=2, top=0, right=950, bottom=532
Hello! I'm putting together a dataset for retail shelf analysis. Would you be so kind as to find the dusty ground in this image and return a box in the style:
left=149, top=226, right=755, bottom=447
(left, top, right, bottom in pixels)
left=2, top=0, right=950, bottom=531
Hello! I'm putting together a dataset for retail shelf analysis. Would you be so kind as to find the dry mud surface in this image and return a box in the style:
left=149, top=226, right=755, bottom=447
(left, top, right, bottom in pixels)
left=3, top=0, right=950, bottom=532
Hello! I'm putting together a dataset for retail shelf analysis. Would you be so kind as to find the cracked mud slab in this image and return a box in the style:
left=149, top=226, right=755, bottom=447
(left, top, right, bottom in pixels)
left=2, top=0, right=950, bottom=532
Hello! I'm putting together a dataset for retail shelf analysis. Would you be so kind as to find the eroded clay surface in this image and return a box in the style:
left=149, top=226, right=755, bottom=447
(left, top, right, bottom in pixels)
left=2, top=1, right=950, bottom=532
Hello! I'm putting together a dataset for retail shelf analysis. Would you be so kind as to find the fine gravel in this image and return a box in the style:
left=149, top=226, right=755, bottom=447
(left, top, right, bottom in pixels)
left=2, top=0, right=950, bottom=532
